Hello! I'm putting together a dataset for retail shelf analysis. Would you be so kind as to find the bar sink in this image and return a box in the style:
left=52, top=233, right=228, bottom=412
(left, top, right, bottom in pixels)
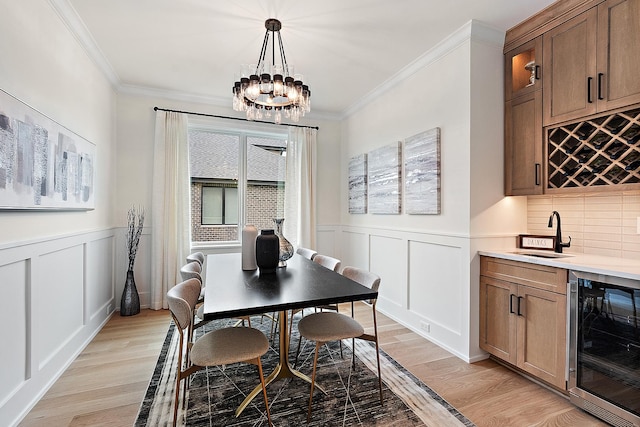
left=509, top=250, right=574, bottom=259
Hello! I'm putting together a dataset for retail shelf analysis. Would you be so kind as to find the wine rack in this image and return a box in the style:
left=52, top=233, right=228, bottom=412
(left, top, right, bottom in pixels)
left=547, top=107, right=640, bottom=189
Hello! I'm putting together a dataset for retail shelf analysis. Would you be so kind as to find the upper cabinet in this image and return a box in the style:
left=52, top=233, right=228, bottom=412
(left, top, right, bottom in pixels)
left=543, top=0, right=640, bottom=126
left=504, top=0, right=640, bottom=195
left=596, top=0, right=640, bottom=111
left=543, top=9, right=598, bottom=125
left=505, top=37, right=542, bottom=101
left=505, top=38, right=544, bottom=196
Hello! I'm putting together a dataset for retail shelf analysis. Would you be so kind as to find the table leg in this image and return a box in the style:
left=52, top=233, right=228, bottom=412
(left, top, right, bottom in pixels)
left=235, top=310, right=327, bottom=417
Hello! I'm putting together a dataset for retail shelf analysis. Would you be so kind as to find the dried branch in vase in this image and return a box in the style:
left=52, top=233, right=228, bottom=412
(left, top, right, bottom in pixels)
left=127, top=206, right=145, bottom=270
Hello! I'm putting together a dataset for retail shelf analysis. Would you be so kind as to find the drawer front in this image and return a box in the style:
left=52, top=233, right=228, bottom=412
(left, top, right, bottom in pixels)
left=481, top=256, right=568, bottom=294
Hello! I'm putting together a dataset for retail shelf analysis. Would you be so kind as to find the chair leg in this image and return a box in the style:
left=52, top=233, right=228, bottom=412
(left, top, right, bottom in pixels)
left=372, top=309, right=383, bottom=403
left=173, top=332, right=185, bottom=427
left=256, top=357, right=272, bottom=427
left=307, top=342, right=322, bottom=422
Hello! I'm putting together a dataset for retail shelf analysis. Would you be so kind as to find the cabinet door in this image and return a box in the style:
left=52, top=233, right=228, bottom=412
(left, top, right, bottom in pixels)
left=543, top=8, right=598, bottom=126
left=596, top=0, right=640, bottom=111
left=517, top=285, right=567, bottom=390
left=479, top=276, right=517, bottom=365
left=505, top=91, right=543, bottom=196
left=505, top=37, right=542, bottom=101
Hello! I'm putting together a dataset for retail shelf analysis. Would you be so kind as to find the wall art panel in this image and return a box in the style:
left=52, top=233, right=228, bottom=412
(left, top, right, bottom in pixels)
left=348, top=153, right=367, bottom=214
left=368, top=142, right=402, bottom=214
left=0, top=89, right=95, bottom=210
left=404, top=128, right=441, bottom=214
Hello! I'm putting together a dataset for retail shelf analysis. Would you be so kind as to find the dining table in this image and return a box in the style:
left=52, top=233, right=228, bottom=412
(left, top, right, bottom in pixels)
left=202, top=252, right=378, bottom=416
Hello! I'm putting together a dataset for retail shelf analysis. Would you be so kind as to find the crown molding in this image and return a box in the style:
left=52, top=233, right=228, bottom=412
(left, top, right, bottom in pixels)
left=47, top=2, right=503, bottom=125
left=341, top=19, right=504, bottom=119
left=48, top=0, right=120, bottom=87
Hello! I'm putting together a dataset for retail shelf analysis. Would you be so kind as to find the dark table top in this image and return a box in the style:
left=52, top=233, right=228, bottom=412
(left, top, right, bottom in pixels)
left=203, top=253, right=378, bottom=320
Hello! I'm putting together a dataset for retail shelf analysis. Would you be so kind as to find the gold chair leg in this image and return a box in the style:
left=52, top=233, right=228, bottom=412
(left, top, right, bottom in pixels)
left=256, top=357, right=273, bottom=427
left=372, top=309, right=383, bottom=403
left=307, top=342, right=322, bottom=422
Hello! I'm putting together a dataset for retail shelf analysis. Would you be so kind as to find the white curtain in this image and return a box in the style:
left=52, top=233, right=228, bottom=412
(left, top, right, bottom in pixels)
left=284, top=126, right=317, bottom=250
left=150, top=111, right=191, bottom=310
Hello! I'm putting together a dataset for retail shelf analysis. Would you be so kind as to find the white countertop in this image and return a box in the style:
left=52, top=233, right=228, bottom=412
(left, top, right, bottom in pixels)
left=478, top=249, right=640, bottom=281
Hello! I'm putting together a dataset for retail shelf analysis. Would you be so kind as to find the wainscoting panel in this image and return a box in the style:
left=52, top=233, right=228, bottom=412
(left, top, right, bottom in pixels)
left=334, top=225, right=476, bottom=362
left=340, top=230, right=370, bottom=270
left=87, top=236, right=115, bottom=321
left=408, top=241, right=463, bottom=335
left=0, top=229, right=116, bottom=427
left=0, top=260, right=28, bottom=408
left=36, top=245, right=85, bottom=369
left=370, top=234, right=407, bottom=309
left=316, top=227, right=339, bottom=259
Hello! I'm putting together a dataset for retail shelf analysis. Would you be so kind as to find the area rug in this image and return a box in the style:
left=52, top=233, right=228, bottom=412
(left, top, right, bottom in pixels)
left=135, top=314, right=475, bottom=427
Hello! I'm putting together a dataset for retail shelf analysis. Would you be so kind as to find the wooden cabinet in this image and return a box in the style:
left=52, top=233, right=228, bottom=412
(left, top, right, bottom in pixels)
left=505, top=91, right=543, bottom=195
left=543, top=0, right=640, bottom=126
left=479, top=256, right=568, bottom=390
left=505, top=37, right=542, bottom=101
left=596, top=0, right=640, bottom=111
left=543, top=8, right=598, bottom=125
left=504, top=38, right=544, bottom=196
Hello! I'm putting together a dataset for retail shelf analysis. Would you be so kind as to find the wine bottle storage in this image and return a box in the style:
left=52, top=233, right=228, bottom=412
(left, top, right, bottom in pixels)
left=547, top=106, right=640, bottom=189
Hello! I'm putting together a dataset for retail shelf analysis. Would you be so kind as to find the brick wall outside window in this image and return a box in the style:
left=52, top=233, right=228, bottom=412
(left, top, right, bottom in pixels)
left=191, top=182, right=284, bottom=243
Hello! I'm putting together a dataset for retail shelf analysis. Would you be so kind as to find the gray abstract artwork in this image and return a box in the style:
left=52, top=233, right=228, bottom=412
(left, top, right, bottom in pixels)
left=0, top=90, right=95, bottom=210
left=368, top=142, right=402, bottom=214
left=348, top=153, right=367, bottom=214
left=404, top=128, right=441, bottom=214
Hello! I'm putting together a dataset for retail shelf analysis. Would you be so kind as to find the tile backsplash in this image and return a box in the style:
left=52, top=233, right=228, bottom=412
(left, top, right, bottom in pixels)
left=527, top=191, right=640, bottom=260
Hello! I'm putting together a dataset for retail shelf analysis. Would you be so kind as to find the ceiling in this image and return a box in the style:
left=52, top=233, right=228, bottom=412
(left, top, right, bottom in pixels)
left=59, top=0, right=556, bottom=119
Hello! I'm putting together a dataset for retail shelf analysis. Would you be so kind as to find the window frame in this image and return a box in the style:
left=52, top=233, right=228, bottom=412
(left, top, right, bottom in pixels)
left=200, top=184, right=238, bottom=226
left=188, top=119, right=288, bottom=249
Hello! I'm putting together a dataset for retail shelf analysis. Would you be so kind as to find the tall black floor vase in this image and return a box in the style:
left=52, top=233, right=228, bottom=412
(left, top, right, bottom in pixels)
left=120, top=269, right=140, bottom=316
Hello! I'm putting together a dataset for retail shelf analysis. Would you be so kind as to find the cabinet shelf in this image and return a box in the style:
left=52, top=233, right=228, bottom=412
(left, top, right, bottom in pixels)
left=547, top=106, right=640, bottom=189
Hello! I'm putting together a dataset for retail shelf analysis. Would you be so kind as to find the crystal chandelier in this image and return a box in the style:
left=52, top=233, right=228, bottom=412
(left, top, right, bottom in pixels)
left=232, top=19, right=311, bottom=124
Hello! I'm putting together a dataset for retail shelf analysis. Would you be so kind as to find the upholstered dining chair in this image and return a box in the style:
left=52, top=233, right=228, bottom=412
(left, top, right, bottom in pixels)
left=296, top=246, right=317, bottom=260
left=182, top=261, right=252, bottom=329
left=296, top=266, right=383, bottom=421
left=186, top=251, right=205, bottom=266
left=292, top=254, right=343, bottom=366
left=312, top=254, right=341, bottom=273
left=167, top=278, right=272, bottom=427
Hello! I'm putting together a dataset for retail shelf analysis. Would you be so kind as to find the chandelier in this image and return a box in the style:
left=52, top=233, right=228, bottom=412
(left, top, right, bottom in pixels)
left=232, top=19, right=311, bottom=124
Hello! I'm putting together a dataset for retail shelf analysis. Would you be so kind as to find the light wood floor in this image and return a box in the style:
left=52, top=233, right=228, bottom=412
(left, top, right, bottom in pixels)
left=20, top=305, right=607, bottom=427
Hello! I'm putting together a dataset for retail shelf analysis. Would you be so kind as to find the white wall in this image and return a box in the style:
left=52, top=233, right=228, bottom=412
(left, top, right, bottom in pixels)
left=0, top=2, right=117, bottom=425
left=114, top=91, right=343, bottom=306
left=336, top=21, right=526, bottom=361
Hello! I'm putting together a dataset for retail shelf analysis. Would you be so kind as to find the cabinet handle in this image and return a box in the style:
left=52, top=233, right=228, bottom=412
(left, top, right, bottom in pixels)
left=598, top=73, right=604, bottom=100
left=509, top=294, right=516, bottom=314
left=535, top=163, right=541, bottom=186
left=535, top=65, right=541, bottom=80
left=587, top=77, right=593, bottom=103
left=517, top=296, right=524, bottom=316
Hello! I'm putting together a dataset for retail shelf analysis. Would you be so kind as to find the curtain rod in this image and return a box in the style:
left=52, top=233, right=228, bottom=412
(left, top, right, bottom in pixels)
left=153, top=106, right=319, bottom=130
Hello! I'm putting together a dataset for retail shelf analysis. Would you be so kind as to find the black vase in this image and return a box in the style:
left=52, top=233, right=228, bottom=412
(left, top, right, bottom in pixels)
left=120, top=269, right=140, bottom=316
left=255, top=229, right=279, bottom=274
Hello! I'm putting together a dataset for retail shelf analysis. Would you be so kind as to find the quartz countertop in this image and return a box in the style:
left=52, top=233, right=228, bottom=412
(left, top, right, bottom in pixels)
left=478, top=249, right=640, bottom=281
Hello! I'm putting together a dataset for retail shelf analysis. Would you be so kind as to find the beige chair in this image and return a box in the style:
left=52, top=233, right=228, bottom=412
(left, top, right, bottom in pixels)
left=182, top=261, right=252, bottom=329
left=186, top=251, right=205, bottom=266
left=167, top=278, right=272, bottom=427
left=297, top=266, right=383, bottom=421
left=312, top=254, right=341, bottom=273
left=180, top=261, right=205, bottom=302
left=296, top=247, right=317, bottom=260
left=292, top=254, right=342, bottom=366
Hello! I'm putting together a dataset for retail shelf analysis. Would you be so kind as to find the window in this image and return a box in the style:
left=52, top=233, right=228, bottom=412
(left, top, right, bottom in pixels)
left=201, top=185, right=238, bottom=225
left=189, top=126, right=287, bottom=245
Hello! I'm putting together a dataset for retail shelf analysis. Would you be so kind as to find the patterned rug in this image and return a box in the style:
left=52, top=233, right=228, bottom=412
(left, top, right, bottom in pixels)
left=135, top=313, right=475, bottom=427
